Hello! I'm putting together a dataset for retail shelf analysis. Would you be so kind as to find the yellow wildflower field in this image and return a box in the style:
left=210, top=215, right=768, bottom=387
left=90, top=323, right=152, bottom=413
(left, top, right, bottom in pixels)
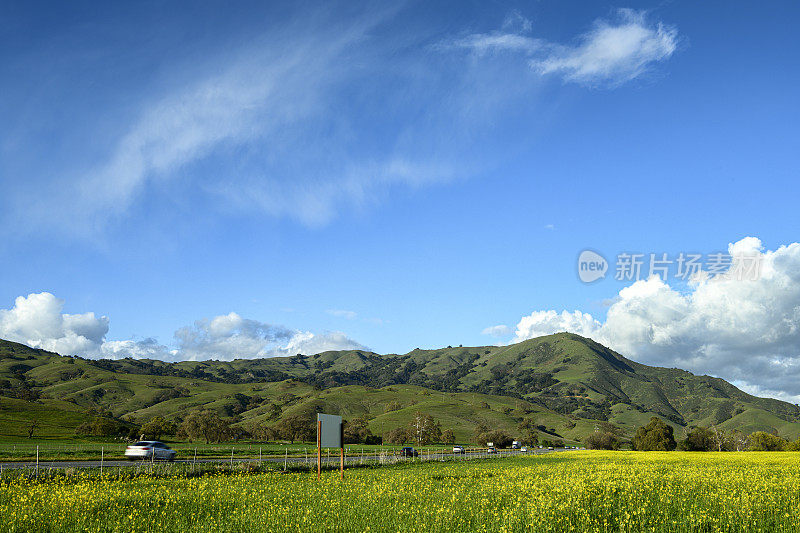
left=2, top=451, right=800, bottom=532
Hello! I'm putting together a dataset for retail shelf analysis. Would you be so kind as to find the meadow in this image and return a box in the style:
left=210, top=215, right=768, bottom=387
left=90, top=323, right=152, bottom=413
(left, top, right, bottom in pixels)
left=2, top=451, right=800, bottom=532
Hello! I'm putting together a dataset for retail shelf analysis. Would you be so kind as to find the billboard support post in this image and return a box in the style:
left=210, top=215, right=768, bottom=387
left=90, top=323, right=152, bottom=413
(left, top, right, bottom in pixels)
left=317, top=420, right=322, bottom=480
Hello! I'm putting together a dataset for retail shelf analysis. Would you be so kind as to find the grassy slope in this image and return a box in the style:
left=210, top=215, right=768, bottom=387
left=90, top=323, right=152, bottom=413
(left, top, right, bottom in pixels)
left=2, top=333, right=800, bottom=441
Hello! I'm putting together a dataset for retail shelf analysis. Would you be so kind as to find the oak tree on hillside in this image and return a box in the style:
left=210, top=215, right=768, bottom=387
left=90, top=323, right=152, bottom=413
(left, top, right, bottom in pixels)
left=632, top=417, right=676, bottom=451
left=140, top=416, right=176, bottom=441
left=180, top=410, right=230, bottom=444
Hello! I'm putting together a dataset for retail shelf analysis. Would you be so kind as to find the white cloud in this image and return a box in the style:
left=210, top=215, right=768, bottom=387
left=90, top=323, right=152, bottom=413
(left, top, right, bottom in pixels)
left=278, top=331, right=367, bottom=356
left=512, top=310, right=601, bottom=341
left=0, top=294, right=366, bottom=361
left=0, top=292, right=108, bottom=356
left=510, top=237, right=800, bottom=400
left=169, top=312, right=367, bottom=360
left=532, top=9, right=678, bottom=86
left=481, top=324, right=512, bottom=338
left=15, top=9, right=461, bottom=235
left=101, top=338, right=174, bottom=360
left=450, top=33, right=543, bottom=55
left=448, top=9, right=678, bottom=87
left=326, top=309, right=358, bottom=320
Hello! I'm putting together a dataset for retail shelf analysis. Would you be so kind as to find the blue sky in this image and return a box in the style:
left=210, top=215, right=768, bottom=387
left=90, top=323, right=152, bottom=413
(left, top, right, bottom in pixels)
left=1, top=2, right=799, bottom=399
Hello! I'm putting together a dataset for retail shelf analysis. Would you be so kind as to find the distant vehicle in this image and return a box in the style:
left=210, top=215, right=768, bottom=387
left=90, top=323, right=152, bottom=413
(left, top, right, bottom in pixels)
left=547, top=446, right=554, bottom=450
left=453, top=445, right=465, bottom=454
left=511, top=441, right=521, bottom=449
left=520, top=446, right=528, bottom=452
left=125, top=441, right=176, bottom=461
left=400, top=447, right=419, bottom=457
left=487, top=447, right=497, bottom=454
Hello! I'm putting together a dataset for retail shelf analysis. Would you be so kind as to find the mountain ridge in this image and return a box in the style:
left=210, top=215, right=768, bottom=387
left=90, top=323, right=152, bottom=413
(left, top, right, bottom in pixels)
left=1, top=333, right=799, bottom=442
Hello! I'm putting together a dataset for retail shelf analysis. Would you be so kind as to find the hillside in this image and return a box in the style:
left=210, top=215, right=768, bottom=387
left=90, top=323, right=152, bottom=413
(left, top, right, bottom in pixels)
left=2, top=333, right=799, bottom=442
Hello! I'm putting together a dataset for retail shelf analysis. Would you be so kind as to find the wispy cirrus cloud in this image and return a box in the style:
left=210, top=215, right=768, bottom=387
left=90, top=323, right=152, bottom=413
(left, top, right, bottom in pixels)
left=481, top=324, right=512, bottom=338
left=326, top=309, right=357, bottom=320
left=8, top=7, right=461, bottom=237
left=446, top=9, right=679, bottom=87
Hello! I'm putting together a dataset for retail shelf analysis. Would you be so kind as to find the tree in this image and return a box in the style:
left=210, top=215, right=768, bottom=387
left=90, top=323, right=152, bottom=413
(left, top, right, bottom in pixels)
left=584, top=431, right=620, bottom=450
left=441, top=429, right=456, bottom=444
left=76, top=416, right=127, bottom=438
left=385, top=427, right=410, bottom=445
left=274, top=416, right=314, bottom=443
left=251, top=424, right=280, bottom=442
left=679, top=427, right=715, bottom=451
left=474, top=430, right=513, bottom=448
left=343, top=415, right=374, bottom=444
left=517, top=418, right=539, bottom=446
left=730, top=430, right=749, bottom=452
left=632, top=417, right=676, bottom=451
left=140, top=416, right=176, bottom=441
left=785, top=437, right=800, bottom=452
left=409, top=412, right=442, bottom=446
left=748, top=431, right=786, bottom=451
left=180, top=410, right=231, bottom=444
left=26, top=419, right=40, bottom=439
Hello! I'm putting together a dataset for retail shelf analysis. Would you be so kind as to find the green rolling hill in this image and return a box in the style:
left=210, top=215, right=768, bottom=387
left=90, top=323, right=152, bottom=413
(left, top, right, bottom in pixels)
left=2, top=332, right=799, bottom=442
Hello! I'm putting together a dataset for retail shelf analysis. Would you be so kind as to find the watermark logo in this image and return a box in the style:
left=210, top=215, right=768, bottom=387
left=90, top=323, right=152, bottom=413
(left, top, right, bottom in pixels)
left=577, top=250, right=608, bottom=283
left=576, top=249, right=762, bottom=284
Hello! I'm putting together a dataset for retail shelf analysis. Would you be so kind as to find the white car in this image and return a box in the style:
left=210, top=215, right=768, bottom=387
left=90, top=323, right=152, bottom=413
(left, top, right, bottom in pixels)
left=520, top=446, right=528, bottom=452
left=125, top=441, right=177, bottom=461
left=452, top=445, right=465, bottom=454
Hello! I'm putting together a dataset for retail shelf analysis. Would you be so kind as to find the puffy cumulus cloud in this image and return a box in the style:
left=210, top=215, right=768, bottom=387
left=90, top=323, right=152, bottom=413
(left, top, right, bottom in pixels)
left=512, top=310, right=602, bottom=341
left=447, top=9, right=678, bottom=87
left=143, top=312, right=367, bottom=360
left=0, top=295, right=366, bottom=361
left=175, top=312, right=291, bottom=360
left=510, top=237, right=800, bottom=400
left=100, top=338, right=174, bottom=360
left=277, top=331, right=367, bottom=356
left=0, top=292, right=108, bottom=356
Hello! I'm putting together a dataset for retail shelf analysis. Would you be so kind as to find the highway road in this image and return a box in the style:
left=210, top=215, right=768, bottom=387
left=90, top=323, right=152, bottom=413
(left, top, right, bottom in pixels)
left=0, top=448, right=571, bottom=471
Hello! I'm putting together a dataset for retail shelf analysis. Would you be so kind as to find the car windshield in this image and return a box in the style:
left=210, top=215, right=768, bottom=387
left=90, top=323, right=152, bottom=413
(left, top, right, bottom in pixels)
left=132, top=442, right=151, bottom=446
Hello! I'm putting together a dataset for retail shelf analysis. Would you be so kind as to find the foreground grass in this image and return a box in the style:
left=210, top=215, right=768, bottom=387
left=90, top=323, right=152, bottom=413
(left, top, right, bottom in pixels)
left=2, top=451, right=800, bottom=532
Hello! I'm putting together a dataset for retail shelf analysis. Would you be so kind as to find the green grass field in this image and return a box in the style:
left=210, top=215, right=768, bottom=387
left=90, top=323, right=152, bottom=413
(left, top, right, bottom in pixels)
left=2, top=451, right=800, bottom=532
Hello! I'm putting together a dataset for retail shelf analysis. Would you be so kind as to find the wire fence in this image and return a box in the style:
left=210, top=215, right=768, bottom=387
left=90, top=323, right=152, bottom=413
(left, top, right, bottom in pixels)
left=0, top=444, right=560, bottom=480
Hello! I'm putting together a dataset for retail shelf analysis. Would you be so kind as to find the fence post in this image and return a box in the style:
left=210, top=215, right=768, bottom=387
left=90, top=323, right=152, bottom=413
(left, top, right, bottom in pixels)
left=284, top=449, right=287, bottom=471
left=35, top=445, right=39, bottom=476
left=100, top=447, right=104, bottom=476
left=230, top=447, right=234, bottom=470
